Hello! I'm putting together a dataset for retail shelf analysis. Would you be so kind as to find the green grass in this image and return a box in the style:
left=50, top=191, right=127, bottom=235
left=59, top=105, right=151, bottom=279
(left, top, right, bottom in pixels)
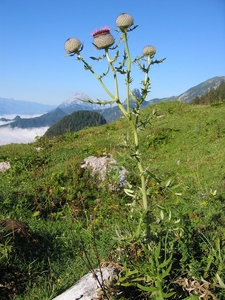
left=0, top=101, right=225, bottom=299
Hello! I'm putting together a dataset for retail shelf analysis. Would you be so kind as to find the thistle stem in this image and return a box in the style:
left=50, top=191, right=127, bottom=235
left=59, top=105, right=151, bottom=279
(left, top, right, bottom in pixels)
left=105, top=50, right=128, bottom=116
left=122, top=31, right=150, bottom=239
left=77, top=54, right=115, bottom=100
left=77, top=33, right=152, bottom=240
left=122, top=30, right=148, bottom=211
left=128, top=96, right=150, bottom=241
left=105, top=33, right=149, bottom=239
left=122, top=31, right=132, bottom=115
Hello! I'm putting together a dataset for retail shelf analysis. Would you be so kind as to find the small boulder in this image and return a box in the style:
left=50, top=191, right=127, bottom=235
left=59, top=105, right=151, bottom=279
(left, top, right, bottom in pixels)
left=53, top=267, right=119, bottom=300
left=81, top=155, right=128, bottom=188
left=0, top=161, right=11, bottom=173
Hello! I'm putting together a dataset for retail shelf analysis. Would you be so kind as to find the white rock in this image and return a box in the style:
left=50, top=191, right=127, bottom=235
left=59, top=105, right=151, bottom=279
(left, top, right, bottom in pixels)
left=53, top=267, right=118, bottom=300
left=81, top=155, right=127, bottom=188
left=0, top=161, right=11, bottom=173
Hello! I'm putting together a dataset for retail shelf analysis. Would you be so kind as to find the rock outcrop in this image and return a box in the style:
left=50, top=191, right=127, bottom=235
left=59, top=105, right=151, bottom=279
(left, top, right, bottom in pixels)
left=53, top=267, right=119, bottom=300
left=81, top=155, right=128, bottom=188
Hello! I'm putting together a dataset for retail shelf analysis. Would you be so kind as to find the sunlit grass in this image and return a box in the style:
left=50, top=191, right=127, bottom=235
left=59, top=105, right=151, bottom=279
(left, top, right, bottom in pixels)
left=0, top=101, right=225, bottom=299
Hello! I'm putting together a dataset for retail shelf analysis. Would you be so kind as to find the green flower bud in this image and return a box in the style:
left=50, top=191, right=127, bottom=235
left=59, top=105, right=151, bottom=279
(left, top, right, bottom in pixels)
left=64, top=38, right=81, bottom=54
left=142, top=45, right=156, bottom=57
left=92, top=27, right=114, bottom=50
left=116, top=13, right=134, bottom=29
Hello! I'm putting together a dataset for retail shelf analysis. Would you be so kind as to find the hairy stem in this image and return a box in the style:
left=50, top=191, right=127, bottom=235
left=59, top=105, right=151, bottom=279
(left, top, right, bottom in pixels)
left=129, top=117, right=150, bottom=240
left=122, top=31, right=132, bottom=115
left=123, top=32, right=150, bottom=239
left=122, top=30, right=148, bottom=213
left=77, top=54, right=115, bottom=100
left=105, top=50, right=128, bottom=116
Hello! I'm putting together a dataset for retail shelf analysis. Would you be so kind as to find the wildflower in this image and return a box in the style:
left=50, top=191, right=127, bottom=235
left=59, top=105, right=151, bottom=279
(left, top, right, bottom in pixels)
left=142, top=45, right=156, bottom=57
left=116, top=13, right=133, bottom=29
left=64, top=38, right=81, bottom=54
left=92, top=26, right=114, bottom=50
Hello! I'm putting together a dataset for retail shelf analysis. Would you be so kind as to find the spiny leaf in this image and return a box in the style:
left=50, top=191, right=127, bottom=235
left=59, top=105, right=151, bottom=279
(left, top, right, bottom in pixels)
left=137, top=283, right=157, bottom=292
left=151, top=57, right=166, bottom=65
left=110, top=50, right=119, bottom=63
left=161, top=291, right=176, bottom=298
left=161, top=263, right=172, bottom=279
left=99, top=65, right=110, bottom=79
left=115, top=67, right=127, bottom=74
left=127, top=24, right=139, bottom=32
left=90, top=54, right=106, bottom=61
left=124, top=188, right=135, bottom=198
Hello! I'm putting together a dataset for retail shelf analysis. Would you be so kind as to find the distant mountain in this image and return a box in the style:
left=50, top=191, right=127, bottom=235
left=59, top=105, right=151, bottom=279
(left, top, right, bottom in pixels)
left=0, top=115, right=21, bottom=122
left=148, top=76, right=225, bottom=104
left=178, top=76, right=225, bottom=103
left=56, top=89, right=146, bottom=123
left=190, top=80, right=225, bottom=105
left=99, top=77, right=225, bottom=122
left=149, top=96, right=177, bottom=104
left=58, top=92, right=101, bottom=114
left=45, top=110, right=107, bottom=138
left=2, top=76, right=224, bottom=129
left=0, top=108, right=67, bottom=129
left=0, top=98, right=56, bottom=115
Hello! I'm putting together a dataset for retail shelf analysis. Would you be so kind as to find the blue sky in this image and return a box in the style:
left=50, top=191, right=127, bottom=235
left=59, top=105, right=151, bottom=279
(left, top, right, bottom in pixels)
left=0, top=0, right=225, bottom=105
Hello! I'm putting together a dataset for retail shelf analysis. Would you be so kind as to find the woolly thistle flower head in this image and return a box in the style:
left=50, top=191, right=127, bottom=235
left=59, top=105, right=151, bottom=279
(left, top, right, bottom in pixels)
left=116, top=13, right=134, bottom=29
left=142, top=45, right=156, bottom=57
left=91, top=27, right=114, bottom=50
left=64, top=38, right=82, bottom=54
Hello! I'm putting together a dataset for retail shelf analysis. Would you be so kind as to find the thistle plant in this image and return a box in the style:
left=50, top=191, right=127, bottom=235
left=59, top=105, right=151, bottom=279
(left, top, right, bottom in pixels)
left=65, top=13, right=165, bottom=240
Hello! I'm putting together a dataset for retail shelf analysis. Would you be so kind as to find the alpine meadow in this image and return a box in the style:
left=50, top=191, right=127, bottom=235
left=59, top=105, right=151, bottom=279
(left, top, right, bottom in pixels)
left=0, top=11, right=225, bottom=300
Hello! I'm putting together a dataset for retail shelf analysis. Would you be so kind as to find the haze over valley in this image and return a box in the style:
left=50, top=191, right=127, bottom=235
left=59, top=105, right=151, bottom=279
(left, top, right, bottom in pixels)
left=0, top=114, right=49, bottom=146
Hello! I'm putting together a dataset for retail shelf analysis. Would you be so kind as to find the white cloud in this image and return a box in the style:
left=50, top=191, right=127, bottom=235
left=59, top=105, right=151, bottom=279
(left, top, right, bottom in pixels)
left=0, top=114, right=48, bottom=146
left=0, top=127, right=49, bottom=146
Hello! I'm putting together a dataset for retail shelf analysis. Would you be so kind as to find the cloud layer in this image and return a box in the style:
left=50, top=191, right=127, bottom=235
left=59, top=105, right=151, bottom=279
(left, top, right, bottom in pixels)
left=0, top=127, right=49, bottom=146
left=0, top=114, right=48, bottom=146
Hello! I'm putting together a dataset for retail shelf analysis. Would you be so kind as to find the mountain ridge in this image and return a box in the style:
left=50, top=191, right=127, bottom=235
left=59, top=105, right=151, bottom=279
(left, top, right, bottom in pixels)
left=149, top=76, right=225, bottom=104
left=1, top=76, right=224, bottom=128
left=0, top=108, right=67, bottom=129
left=0, top=98, right=56, bottom=115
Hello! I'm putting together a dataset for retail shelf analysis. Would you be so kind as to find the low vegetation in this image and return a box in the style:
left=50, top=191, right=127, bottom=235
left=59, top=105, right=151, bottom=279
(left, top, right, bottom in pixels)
left=0, top=100, right=225, bottom=299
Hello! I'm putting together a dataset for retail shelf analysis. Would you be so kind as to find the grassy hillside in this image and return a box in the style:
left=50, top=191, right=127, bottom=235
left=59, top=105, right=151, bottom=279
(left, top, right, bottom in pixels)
left=0, top=101, right=225, bottom=299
